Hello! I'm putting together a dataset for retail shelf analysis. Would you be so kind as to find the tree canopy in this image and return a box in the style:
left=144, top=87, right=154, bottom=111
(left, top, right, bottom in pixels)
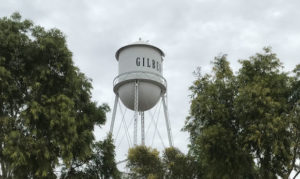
left=162, top=147, right=197, bottom=179
left=184, top=48, right=300, bottom=178
left=126, top=146, right=197, bottom=179
left=60, top=134, right=120, bottom=179
left=127, top=145, right=164, bottom=179
left=0, top=13, right=118, bottom=178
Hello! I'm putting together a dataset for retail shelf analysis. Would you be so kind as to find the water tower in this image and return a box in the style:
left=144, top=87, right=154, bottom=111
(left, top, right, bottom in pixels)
left=110, top=39, right=173, bottom=147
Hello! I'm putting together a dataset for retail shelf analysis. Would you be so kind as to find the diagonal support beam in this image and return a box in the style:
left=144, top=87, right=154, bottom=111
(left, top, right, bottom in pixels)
left=110, top=95, right=119, bottom=134
left=162, top=94, right=173, bottom=147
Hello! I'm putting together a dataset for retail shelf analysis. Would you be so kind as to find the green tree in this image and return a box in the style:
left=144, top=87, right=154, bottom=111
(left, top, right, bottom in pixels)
left=185, top=55, right=256, bottom=179
left=287, top=64, right=300, bottom=179
left=127, top=146, right=164, bottom=179
left=185, top=49, right=300, bottom=178
left=94, top=134, right=120, bottom=178
left=162, top=147, right=197, bottom=179
left=235, top=48, right=294, bottom=178
left=0, top=13, right=110, bottom=178
left=60, top=134, right=120, bottom=179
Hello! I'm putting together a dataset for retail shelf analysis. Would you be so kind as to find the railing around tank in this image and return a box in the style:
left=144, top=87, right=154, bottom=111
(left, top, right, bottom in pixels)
left=113, top=71, right=167, bottom=89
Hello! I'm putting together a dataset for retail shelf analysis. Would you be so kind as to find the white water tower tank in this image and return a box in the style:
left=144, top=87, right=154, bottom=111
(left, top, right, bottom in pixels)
left=113, top=40, right=167, bottom=111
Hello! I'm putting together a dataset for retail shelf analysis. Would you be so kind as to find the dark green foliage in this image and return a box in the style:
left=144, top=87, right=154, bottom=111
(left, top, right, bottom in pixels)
left=126, top=146, right=197, bottom=179
left=94, top=134, right=120, bottom=178
left=127, top=146, right=164, bottom=179
left=162, top=147, right=197, bottom=179
left=60, top=134, right=120, bottom=179
left=0, top=13, right=116, bottom=178
left=185, top=48, right=300, bottom=178
left=235, top=48, right=292, bottom=178
left=185, top=55, right=255, bottom=178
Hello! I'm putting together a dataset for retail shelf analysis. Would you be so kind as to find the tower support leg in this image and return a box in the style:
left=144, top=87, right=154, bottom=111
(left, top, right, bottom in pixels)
left=110, top=95, right=119, bottom=134
left=134, top=80, right=139, bottom=146
left=141, top=112, right=145, bottom=146
left=162, top=94, right=173, bottom=147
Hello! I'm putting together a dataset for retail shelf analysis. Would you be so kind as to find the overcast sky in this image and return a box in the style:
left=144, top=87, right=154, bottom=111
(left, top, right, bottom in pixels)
left=1, top=0, right=300, bottom=170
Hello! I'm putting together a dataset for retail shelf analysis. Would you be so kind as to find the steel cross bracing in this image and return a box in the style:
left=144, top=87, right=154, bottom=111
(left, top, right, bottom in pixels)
left=110, top=82, right=173, bottom=148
